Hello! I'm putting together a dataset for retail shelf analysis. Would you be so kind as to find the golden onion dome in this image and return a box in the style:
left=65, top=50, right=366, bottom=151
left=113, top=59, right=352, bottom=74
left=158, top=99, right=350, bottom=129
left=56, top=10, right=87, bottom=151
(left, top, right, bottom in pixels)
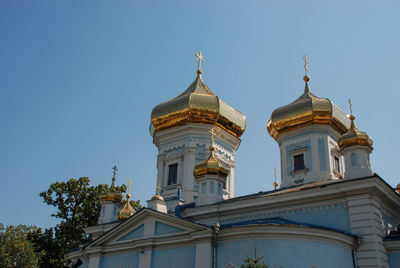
left=193, top=146, right=229, bottom=179
left=118, top=194, right=136, bottom=220
left=150, top=73, right=246, bottom=138
left=338, top=115, right=373, bottom=151
left=151, top=194, right=164, bottom=201
left=267, top=76, right=351, bottom=140
left=99, top=177, right=123, bottom=203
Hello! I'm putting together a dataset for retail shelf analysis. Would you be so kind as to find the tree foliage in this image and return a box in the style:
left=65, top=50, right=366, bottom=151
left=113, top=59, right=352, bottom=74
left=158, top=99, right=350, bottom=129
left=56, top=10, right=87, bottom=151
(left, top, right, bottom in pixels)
left=240, top=246, right=282, bottom=268
left=0, top=223, right=42, bottom=268
left=36, top=177, right=141, bottom=267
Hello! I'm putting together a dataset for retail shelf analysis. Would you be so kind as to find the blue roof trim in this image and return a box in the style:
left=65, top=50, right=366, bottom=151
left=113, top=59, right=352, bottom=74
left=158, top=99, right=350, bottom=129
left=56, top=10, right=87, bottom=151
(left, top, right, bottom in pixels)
left=175, top=202, right=195, bottom=217
left=220, top=217, right=357, bottom=238
left=384, top=236, right=400, bottom=241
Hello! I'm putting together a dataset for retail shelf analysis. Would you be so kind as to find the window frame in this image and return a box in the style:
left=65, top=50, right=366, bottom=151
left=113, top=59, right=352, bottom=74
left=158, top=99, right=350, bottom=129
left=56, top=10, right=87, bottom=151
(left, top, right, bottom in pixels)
left=167, top=163, right=178, bottom=185
left=294, top=154, right=305, bottom=171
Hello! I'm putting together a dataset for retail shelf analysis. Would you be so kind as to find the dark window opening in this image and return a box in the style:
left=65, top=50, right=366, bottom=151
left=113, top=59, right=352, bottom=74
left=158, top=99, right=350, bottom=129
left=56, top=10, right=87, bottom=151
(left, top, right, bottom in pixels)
left=294, top=154, right=305, bottom=171
left=334, top=157, right=340, bottom=173
left=168, top=164, right=178, bottom=185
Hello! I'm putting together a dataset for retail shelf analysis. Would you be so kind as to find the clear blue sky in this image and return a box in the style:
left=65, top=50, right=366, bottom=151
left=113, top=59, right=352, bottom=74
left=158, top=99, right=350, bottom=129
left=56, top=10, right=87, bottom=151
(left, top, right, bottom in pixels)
left=0, top=0, right=399, bottom=228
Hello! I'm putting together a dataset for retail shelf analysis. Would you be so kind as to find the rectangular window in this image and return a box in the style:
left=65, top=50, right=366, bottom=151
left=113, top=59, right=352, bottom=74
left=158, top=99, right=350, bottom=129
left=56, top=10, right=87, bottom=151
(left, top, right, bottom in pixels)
left=168, top=164, right=178, bottom=185
left=294, top=154, right=305, bottom=171
left=334, top=156, right=340, bottom=173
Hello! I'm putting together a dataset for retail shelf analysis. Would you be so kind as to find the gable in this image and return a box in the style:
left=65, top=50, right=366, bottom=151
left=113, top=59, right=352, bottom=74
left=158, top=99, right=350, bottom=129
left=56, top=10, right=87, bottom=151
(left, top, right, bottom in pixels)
left=118, top=224, right=144, bottom=241
left=155, top=221, right=185, bottom=236
left=87, top=208, right=210, bottom=248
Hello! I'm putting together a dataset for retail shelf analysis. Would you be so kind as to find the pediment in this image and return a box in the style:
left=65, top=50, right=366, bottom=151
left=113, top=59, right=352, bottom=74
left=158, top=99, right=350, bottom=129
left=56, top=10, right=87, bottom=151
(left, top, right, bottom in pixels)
left=87, top=208, right=209, bottom=248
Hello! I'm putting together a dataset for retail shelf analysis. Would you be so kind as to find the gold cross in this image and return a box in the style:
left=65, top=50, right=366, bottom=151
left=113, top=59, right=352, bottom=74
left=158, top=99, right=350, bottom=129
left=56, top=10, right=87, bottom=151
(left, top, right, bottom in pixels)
left=303, top=55, right=309, bottom=76
left=209, top=129, right=216, bottom=146
left=196, top=51, right=204, bottom=71
left=348, top=98, right=353, bottom=115
left=128, top=178, right=132, bottom=195
left=112, top=165, right=118, bottom=177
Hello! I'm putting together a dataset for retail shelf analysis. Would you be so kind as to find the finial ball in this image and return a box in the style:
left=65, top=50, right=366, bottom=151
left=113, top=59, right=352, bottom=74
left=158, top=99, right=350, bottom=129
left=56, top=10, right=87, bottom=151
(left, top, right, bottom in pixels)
left=349, top=115, right=355, bottom=120
left=126, top=193, right=131, bottom=199
left=303, top=75, right=310, bottom=82
left=197, top=69, right=202, bottom=75
left=209, top=146, right=215, bottom=151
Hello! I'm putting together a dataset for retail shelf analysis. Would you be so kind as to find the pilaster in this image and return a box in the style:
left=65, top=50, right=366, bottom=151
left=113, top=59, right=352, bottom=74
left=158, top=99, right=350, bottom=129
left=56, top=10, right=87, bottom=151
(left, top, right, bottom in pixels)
left=182, top=146, right=197, bottom=202
left=347, top=195, right=389, bottom=268
left=195, top=242, right=212, bottom=268
left=88, top=255, right=100, bottom=268
left=138, top=249, right=152, bottom=268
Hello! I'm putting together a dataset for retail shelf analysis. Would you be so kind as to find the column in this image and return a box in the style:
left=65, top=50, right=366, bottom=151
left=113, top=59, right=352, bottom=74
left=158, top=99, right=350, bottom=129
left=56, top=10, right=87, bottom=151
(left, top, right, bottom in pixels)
left=182, top=147, right=197, bottom=203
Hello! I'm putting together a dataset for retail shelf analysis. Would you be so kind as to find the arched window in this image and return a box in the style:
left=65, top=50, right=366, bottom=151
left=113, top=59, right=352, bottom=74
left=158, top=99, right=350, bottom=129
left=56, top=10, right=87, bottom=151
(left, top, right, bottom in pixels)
left=351, top=153, right=357, bottom=166
left=217, top=183, right=222, bottom=196
left=210, top=181, right=215, bottom=194
left=201, top=182, right=206, bottom=194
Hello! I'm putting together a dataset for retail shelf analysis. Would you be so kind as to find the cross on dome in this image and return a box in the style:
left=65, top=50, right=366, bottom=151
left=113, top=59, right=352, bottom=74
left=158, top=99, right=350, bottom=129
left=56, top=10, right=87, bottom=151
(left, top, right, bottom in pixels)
left=348, top=98, right=353, bottom=116
left=196, top=51, right=204, bottom=72
left=128, top=178, right=132, bottom=195
left=112, top=165, right=118, bottom=177
left=303, top=55, right=310, bottom=76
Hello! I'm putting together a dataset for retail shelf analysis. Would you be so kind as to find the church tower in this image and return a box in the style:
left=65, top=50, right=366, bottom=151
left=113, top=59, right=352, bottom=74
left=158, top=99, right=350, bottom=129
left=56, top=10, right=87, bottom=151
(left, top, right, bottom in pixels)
left=149, top=53, right=246, bottom=211
left=98, top=166, right=123, bottom=224
left=338, top=107, right=373, bottom=179
left=194, top=130, right=229, bottom=206
left=267, top=57, right=351, bottom=188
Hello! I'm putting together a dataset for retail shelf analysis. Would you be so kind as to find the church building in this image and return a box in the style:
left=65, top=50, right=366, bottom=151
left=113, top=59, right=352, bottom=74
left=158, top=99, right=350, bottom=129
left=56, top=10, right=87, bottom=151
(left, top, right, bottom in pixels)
left=66, top=54, right=400, bottom=268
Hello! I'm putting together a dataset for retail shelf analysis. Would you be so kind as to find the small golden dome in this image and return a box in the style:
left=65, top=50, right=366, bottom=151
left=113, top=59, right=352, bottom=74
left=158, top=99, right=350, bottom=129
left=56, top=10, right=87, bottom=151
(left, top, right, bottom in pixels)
left=150, top=74, right=246, bottom=138
left=395, top=183, right=400, bottom=194
left=99, top=177, right=123, bottom=203
left=194, top=146, right=229, bottom=179
left=151, top=194, right=164, bottom=201
left=118, top=194, right=136, bottom=220
left=338, top=115, right=373, bottom=151
left=267, top=77, right=351, bottom=140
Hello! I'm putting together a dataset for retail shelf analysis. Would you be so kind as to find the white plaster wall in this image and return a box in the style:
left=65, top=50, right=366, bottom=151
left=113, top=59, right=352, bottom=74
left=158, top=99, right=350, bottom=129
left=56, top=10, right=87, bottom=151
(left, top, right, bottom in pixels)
left=153, top=124, right=241, bottom=207
left=277, top=125, right=343, bottom=188
left=195, top=242, right=212, bottom=268
left=347, top=195, right=389, bottom=268
left=98, top=201, right=120, bottom=224
left=342, top=146, right=372, bottom=180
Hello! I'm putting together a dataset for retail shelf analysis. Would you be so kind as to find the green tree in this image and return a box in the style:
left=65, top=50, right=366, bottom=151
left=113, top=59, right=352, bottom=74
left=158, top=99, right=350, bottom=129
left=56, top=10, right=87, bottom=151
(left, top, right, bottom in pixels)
left=240, top=246, right=282, bottom=268
left=0, top=223, right=43, bottom=268
left=38, top=177, right=141, bottom=267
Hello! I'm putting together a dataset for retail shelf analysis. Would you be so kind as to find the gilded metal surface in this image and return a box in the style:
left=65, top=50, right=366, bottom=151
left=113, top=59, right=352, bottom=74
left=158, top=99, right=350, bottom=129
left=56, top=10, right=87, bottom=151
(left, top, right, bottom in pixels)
left=267, top=81, right=351, bottom=140
left=193, top=147, right=229, bottom=179
left=151, top=194, right=164, bottom=201
left=150, top=75, right=246, bottom=138
left=338, top=116, right=373, bottom=151
left=99, top=177, right=123, bottom=202
left=118, top=194, right=136, bottom=220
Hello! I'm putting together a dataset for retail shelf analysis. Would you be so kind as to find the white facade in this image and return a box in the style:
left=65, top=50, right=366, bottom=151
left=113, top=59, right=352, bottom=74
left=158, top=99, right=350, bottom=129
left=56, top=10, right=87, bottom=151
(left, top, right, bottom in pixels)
left=342, top=145, right=373, bottom=179
left=277, top=125, right=344, bottom=188
left=98, top=200, right=121, bottom=224
left=152, top=123, right=240, bottom=211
